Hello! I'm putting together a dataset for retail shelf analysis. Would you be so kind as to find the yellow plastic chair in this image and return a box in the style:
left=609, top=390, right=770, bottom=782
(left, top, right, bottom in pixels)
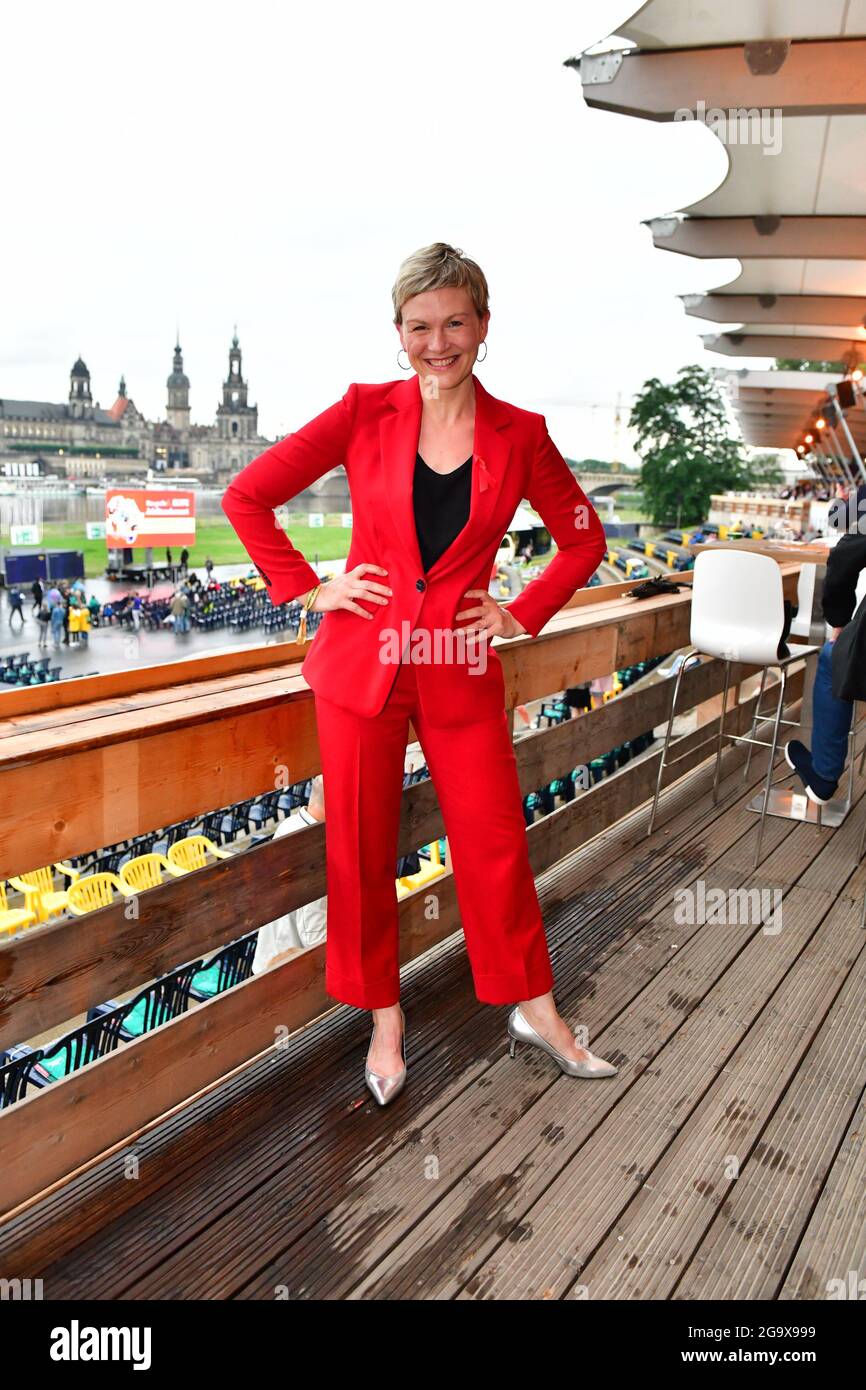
left=167, top=835, right=233, bottom=874
left=66, top=872, right=127, bottom=916
left=7, top=862, right=80, bottom=922
left=0, top=881, right=38, bottom=937
left=119, top=853, right=186, bottom=894
left=396, top=841, right=447, bottom=899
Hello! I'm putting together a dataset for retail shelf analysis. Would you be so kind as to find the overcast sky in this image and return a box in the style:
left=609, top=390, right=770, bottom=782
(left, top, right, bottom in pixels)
left=3, top=1, right=768, bottom=466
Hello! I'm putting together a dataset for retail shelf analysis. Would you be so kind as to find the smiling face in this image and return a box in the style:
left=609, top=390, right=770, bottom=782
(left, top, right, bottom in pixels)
left=397, top=286, right=489, bottom=389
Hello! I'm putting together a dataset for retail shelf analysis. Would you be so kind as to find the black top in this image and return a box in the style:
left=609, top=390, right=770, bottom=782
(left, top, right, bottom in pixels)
left=412, top=452, right=472, bottom=572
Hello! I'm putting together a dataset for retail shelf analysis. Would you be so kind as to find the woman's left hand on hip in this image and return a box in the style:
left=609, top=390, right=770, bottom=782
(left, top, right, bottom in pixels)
left=455, top=589, right=527, bottom=639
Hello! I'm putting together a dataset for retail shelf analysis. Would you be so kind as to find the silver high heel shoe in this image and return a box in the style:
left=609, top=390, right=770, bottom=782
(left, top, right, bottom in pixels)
left=365, top=1005, right=407, bottom=1106
left=507, top=1005, right=618, bottom=1078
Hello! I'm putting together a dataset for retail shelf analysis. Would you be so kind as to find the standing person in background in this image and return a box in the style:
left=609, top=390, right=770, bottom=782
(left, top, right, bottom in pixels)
left=204, top=555, right=214, bottom=583
left=61, top=585, right=71, bottom=646
left=252, top=777, right=327, bottom=973
left=67, top=590, right=81, bottom=646
left=36, top=600, right=51, bottom=648
left=31, top=577, right=44, bottom=614
left=50, top=597, right=65, bottom=649
left=590, top=672, right=615, bottom=708
left=131, top=592, right=142, bottom=631
left=563, top=682, right=592, bottom=717
left=180, top=546, right=189, bottom=574
left=169, top=588, right=189, bottom=633
left=786, top=482, right=866, bottom=801
left=7, top=587, right=25, bottom=628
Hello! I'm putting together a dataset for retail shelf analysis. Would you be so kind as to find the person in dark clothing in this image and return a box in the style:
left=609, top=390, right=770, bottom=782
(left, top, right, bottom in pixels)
left=31, top=578, right=44, bottom=613
left=8, top=587, right=25, bottom=627
left=785, top=484, right=866, bottom=802
left=563, top=682, right=592, bottom=715
left=166, top=547, right=173, bottom=567
left=37, top=600, right=51, bottom=647
left=180, top=546, right=189, bottom=573
left=61, top=586, right=70, bottom=645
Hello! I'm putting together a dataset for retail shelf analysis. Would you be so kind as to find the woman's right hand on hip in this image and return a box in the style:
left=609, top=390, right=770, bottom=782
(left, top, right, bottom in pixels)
left=312, top=563, right=391, bottom=619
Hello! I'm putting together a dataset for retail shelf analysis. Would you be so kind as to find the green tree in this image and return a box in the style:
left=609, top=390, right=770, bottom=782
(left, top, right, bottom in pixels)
left=566, top=457, right=614, bottom=473
left=749, top=451, right=785, bottom=487
left=629, top=365, right=752, bottom=527
left=773, top=357, right=848, bottom=373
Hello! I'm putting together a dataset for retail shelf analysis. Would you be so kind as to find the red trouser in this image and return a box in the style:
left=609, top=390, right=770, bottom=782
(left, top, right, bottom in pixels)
left=314, top=656, right=555, bottom=1009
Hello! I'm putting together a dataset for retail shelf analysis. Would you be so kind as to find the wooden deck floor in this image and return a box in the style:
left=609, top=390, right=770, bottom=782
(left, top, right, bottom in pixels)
left=2, top=735, right=864, bottom=1300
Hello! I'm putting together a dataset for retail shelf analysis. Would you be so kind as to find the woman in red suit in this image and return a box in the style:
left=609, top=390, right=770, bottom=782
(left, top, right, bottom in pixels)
left=221, top=242, right=618, bottom=1104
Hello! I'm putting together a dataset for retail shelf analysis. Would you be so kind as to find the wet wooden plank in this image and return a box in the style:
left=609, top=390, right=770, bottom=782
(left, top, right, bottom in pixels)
left=572, top=895, right=861, bottom=1295
left=779, top=1096, right=866, bottom=1301
left=443, top=886, right=840, bottom=1301
left=671, top=937, right=865, bottom=1300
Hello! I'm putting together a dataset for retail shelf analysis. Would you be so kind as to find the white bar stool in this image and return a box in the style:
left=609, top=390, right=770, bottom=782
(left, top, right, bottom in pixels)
left=647, top=550, right=821, bottom=869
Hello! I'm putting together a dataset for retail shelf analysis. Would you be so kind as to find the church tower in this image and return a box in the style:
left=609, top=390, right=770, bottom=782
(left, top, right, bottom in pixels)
left=69, top=356, right=93, bottom=419
left=166, top=340, right=191, bottom=430
left=216, top=329, right=258, bottom=440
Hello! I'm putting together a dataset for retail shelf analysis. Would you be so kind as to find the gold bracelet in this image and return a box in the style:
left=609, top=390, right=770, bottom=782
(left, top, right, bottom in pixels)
left=303, top=582, right=322, bottom=614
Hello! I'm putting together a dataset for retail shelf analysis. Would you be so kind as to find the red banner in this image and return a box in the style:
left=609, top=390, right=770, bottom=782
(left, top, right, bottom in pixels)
left=105, top=489, right=196, bottom=549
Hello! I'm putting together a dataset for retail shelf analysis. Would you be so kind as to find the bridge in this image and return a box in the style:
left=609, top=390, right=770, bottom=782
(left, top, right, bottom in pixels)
left=576, top=470, right=641, bottom=496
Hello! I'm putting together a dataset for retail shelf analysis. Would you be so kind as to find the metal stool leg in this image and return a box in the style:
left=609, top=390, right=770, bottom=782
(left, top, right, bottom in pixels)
left=752, top=665, right=787, bottom=870
left=647, top=649, right=694, bottom=836
left=712, top=659, right=732, bottom=804
left=743, top=666, right=769, bottom=782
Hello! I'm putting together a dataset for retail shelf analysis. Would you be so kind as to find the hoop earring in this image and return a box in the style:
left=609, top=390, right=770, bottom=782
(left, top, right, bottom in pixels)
left=397, top=347, right=411, bottom=371
left=476, top=341, right=488, bottom=362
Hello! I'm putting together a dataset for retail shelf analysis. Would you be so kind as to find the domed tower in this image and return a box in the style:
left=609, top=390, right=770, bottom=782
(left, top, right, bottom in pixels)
left=69, top=356, right=93, bottom=419
left=166, top=339, right=191, bottom=429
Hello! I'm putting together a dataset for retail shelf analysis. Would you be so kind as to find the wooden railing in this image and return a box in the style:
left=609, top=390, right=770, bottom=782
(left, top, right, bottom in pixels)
left=0, top=566, right=805, bottom=1214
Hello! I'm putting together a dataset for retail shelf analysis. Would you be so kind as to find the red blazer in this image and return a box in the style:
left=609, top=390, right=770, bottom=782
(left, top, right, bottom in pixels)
left=220, top=372, right=606, bottom=728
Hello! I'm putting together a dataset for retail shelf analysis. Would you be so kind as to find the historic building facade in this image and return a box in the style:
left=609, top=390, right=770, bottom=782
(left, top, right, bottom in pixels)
left=0, top=335, right=273, bottom=483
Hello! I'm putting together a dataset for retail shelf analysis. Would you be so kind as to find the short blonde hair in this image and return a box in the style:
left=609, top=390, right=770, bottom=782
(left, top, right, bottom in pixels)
left=392, top=242, right=489, bottom=324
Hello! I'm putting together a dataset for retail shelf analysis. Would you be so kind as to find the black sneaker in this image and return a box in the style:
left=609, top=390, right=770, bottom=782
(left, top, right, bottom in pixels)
left=784, top=740, right=839, bottom=804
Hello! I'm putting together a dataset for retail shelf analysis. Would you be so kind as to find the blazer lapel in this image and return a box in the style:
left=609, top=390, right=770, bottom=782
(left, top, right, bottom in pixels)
left=379, top=372, right=513, bottom=581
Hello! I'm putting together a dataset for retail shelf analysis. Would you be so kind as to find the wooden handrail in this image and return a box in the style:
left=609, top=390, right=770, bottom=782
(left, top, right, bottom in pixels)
left=0, top=566, right=801, bottom=878
left=0, top=650, right=774, bottom=1051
